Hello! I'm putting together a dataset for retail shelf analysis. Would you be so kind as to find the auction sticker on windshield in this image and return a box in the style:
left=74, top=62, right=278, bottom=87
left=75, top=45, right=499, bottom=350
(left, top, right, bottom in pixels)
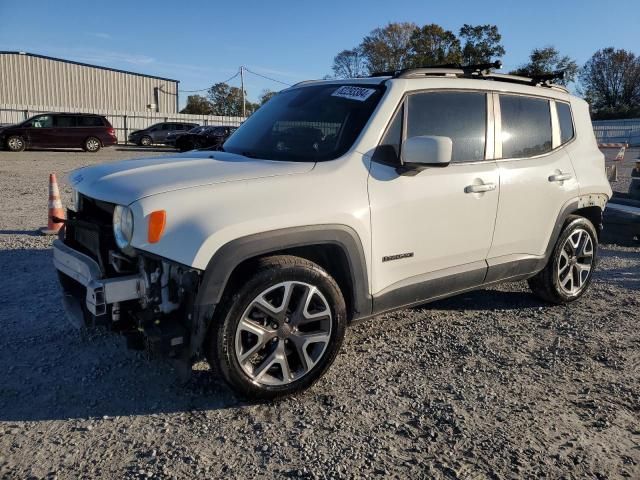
left=331, top=86, right=377, bottom=102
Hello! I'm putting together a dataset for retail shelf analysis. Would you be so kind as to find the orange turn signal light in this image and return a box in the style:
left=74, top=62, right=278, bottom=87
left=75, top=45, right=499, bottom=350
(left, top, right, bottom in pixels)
left=148, top=210, right=166, bottom=243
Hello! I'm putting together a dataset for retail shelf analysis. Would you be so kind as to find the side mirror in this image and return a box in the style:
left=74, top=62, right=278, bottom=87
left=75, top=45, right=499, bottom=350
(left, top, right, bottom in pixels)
left=398, top=135, right=452, bottom=175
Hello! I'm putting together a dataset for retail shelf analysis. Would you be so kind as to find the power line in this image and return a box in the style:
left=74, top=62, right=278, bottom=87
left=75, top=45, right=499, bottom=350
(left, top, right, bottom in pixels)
left=243, top=67, right=292, bottom=86
left=179, top=70, right=241, bottom=93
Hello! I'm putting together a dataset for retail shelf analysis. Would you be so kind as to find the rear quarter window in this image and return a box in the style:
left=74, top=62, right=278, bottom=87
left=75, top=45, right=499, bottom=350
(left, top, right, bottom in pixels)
left=500, top=95, right=552, bottom=159
left=557, top=102, right=575, bottom=144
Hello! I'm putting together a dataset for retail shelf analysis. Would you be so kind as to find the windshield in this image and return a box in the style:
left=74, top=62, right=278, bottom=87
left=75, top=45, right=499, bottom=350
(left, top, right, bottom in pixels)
left=223, top=84, right=384, bottom=161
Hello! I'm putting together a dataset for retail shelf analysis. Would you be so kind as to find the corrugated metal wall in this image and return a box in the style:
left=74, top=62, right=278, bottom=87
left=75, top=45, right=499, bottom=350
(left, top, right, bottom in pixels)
left=0, top=52, right=179, bottom=113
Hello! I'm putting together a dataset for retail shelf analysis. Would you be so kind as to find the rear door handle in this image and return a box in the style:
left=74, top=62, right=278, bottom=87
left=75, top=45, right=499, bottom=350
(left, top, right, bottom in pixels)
left=465, top=183, right=496, bottom=194
left=548, top=173, right=573, bottom=182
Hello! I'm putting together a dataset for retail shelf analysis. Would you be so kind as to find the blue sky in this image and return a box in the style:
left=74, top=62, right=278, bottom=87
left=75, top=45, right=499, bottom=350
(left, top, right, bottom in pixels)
left=1, top=0, right=638, bottom=107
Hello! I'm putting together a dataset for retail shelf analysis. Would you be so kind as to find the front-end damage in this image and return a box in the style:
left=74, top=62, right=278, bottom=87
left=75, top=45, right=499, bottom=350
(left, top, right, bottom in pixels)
left=53, top=198, right=202, bottom=359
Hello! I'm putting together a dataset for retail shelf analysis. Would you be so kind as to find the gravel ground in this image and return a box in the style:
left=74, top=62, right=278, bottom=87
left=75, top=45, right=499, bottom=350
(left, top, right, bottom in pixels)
left=1, top=147, right=639, bottom=479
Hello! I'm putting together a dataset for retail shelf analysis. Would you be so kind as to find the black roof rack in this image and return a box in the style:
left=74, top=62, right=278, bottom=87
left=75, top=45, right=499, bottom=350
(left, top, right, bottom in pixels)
left=370, top=61, right=568, bottom=92
left=371, top=61, right=503, bottom=78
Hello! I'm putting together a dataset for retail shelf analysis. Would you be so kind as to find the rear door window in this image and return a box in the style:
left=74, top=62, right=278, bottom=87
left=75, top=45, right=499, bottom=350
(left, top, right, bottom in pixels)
left=79, top=116, right=104, bottom=127
left=54, top=116, right=77, bottom=128
left=406, top=91, right=487, bottom=162
left=557, top=102, right=575, bottom=144
left=499, top=95, right=552, bottom=159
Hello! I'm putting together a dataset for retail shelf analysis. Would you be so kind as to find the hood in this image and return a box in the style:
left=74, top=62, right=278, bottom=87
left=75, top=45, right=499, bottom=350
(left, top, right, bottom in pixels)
left=69, top=151, right=315, bottom=205
left=0, top=123, right=18, bottom=132
left=129, top=129, right=143, bottom=136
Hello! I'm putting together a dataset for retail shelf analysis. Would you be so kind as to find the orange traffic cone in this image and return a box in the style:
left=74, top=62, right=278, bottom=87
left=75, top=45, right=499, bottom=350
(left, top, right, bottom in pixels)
left=40, top=173, right=65, bottom=235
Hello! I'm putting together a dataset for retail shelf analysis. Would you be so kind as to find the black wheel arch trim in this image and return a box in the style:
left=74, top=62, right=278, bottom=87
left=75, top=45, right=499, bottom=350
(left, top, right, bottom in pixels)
left=190, top=225, right=372, bottom=356
left=544, top=196, right=604, bottom=260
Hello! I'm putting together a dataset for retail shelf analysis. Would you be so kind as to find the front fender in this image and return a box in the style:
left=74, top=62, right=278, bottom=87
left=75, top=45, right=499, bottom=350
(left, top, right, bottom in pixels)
left=190, top=225, right=372, bottom=356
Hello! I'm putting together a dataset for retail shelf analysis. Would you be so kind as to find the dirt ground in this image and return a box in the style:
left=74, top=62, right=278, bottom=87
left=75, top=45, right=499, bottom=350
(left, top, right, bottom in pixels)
left=0, top=147, right=638, bottom=479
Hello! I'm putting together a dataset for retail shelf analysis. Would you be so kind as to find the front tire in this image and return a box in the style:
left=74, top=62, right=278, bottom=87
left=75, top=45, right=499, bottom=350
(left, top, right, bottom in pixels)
left=139, top=136, right=152, bottom=147
left=528, top=215, right=598, bottom=304
left=6, top=135, right=26, bottom=152
left=206, top=255, right=347, bottom=399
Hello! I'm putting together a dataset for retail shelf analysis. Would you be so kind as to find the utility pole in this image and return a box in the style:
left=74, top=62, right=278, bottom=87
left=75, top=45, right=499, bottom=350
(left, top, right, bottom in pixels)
left=240, top=66, right=246, bottom=117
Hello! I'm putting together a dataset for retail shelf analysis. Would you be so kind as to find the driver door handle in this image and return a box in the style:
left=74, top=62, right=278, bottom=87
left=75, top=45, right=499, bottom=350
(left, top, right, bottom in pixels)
left=548, top=172, right=573, bottom=182
left=465, top=183, right=496, bottom=194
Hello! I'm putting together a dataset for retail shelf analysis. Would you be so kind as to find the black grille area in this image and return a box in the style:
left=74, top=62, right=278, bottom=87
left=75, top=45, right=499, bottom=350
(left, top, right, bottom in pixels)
left=64, top=194, right=118, bottom=275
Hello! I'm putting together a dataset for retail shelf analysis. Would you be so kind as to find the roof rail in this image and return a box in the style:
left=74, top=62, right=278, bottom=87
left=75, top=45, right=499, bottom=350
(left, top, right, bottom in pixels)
left=483, top=71, right=568, bottom=92
left=370, top=61, right=568, bottom=92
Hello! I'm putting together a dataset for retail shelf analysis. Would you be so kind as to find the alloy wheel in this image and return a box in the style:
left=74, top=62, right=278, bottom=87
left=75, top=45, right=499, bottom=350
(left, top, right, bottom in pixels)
left=8, top=137, right=24, bottom=151
left=557, top=228, right=594, bottom=295
left=86, top=138, right=100, bottom=151
left=234, top=281, right=332, bottom=386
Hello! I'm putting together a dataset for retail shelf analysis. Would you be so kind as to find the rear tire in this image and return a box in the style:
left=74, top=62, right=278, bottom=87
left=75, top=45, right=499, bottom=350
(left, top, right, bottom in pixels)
left=6, top=135, right=25, bottom=152
left=205, top=255, right=347, bottom=399
left=83, top=137, right=101, bottom=152
left=528, top=215, right=598, bottom=304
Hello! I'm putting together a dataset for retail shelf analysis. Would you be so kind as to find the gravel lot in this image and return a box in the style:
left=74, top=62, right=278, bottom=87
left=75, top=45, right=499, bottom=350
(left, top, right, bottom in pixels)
left=1, top=147, right=639, bottom=479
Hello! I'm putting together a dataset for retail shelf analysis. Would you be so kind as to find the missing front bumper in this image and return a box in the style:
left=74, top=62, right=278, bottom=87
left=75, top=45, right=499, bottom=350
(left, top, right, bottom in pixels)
left=52, top=239, right=145, bottom=324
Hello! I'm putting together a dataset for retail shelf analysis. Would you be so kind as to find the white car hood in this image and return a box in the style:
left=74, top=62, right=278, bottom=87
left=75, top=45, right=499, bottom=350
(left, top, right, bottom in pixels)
left=69, top=151, right=314, bottom=205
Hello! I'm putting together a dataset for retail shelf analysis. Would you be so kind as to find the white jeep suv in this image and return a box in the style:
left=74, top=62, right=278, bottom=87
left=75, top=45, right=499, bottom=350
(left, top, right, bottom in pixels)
left=53, top=63, right=612, bottom=399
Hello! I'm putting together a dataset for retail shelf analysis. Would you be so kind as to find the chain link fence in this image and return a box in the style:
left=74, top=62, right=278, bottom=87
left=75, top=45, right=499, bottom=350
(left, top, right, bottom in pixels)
left=593, top=118, right=640, bottom=147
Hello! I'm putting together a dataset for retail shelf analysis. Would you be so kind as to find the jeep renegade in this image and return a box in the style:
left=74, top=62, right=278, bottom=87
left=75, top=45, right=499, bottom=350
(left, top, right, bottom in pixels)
left=53, top=64, right=612, bottom=399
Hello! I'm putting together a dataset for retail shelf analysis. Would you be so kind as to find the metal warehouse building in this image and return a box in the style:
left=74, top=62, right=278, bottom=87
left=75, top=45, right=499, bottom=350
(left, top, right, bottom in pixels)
left=0, top=51, right=179, bottom=113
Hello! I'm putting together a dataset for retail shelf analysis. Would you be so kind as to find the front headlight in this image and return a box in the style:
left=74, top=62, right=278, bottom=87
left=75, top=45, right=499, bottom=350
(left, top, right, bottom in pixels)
left=113, top=205, right=134, bottom=250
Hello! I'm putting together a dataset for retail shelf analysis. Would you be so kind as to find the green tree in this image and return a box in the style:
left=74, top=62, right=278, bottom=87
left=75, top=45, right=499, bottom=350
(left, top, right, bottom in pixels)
left=259, top=89, right=278, bottom=105
left=207, top=82, right=250, bottom=116
left=332, top=48, right=367, bottom=78
left=459, top=24, right=505, bottom=65
left=180, top=95, right=213, bottom=114
left=407, top=24, right=462, bottom=67
left=580, top=47, right=640, bottom=118
left=511, top=47, right=578, bottom=85
left=360, top=22, right=418, bottom=73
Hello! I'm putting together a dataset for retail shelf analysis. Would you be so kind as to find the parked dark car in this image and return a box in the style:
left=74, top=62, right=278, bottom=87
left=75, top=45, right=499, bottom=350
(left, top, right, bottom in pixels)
left=128, top=122, right=198, bottom=146
left=175, top=125, right=237, bottom=152
left=0, top=113, right=117, bottom=152
left=164, top=125, right=207, bottom=146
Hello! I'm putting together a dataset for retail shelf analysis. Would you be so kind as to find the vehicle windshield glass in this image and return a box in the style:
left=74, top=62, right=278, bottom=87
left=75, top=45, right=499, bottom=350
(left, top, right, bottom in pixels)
left=223, top=83, right=385, bottom=161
